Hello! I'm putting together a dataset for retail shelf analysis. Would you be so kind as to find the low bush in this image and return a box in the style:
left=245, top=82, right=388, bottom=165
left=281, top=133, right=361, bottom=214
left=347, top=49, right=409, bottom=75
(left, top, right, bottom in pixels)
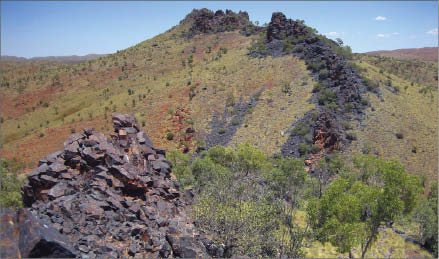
left=290, top=123, right=309, bottom=136
left=1, top=158, right=24, bottom=208
left=318, top=89, right=337, bottom=105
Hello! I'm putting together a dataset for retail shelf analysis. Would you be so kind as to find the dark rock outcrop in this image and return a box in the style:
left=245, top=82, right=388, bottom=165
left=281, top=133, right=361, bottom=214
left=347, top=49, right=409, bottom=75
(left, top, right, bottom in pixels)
left=14, top=113, right=210, bottom=258
left=257, top=12, right=369, bottom=159
left=266, top=12, right=310, bottom=42
left=0, top=207, right=76, bottom=258
left=182, top=8, right=259, bottom=37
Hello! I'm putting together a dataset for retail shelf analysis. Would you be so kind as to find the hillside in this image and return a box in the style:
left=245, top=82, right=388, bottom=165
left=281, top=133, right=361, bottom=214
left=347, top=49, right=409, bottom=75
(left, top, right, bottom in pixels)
left=1, top=9, right=436, bottom=180
left=0, top=9, right=437, bottom=257
left=366, top=47, right=438, bottom=62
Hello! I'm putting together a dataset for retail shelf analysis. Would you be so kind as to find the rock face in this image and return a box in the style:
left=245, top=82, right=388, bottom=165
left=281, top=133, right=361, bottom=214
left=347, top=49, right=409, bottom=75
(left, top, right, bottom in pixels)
left=183, top=8, right=258, bottom=37
left=17, top=114, right=210, bottom=258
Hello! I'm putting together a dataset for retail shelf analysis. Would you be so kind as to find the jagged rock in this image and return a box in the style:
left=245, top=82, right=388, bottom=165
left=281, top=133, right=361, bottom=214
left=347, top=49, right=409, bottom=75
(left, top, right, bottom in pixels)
left=16, top=113, right=210, bottom=258
left=182, top=8, right=259, bottom=37
left=264, top=12, right=368, bottom=159
left=0, top=207, right=76, bottom=258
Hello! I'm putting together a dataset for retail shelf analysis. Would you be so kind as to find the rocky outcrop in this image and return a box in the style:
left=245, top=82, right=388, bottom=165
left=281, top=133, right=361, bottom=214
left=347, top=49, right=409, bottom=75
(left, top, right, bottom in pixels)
left=256, top=13, right=369, bottom=160
left=13, top=113, right=213, bottom=258
left=266, top=12, right=310, bottom=42
left=183, top=8, right=259, bottom=37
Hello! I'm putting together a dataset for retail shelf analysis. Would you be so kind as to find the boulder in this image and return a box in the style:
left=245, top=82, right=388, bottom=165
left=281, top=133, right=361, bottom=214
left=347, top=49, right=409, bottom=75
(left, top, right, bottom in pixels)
left=0, top=207, right=76, bottom=258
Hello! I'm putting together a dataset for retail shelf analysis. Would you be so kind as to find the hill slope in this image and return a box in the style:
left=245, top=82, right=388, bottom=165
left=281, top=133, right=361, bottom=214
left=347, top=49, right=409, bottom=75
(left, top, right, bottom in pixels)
left=1, top=9, right=436, bottom=180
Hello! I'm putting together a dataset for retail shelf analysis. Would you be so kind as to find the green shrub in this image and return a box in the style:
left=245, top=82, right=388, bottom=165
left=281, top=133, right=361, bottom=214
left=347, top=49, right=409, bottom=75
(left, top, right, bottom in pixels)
left=226, top=92, right=235, bottom=107
left=325, top=102, right=338, bottom=111
left=282, top=82, right=291, bottom=94
left=344, top=103, right=353, bottom=113
left=1, top=158, right=24, bottom=208
left=342, top=121, right=352, bottom=130
left=304, top=133, right=313, bottom=143
left=232, top=119, right=240, bottom=126
left=318, top=69, right=329, bottom=80
left=361, top=98, right=369, bottom=106
left=311, top=111, right=319, bottom=120
left=166, top=132, right=174, bottom=140
left=298, top=143, right=310, bottom=156
left=218, top=128, right=226, bottom=134
left=310, top=144, right=321, bottom=154
left=346, top=131, right=357, bottom=140
left=290, top=123, right=309, bottom=136
left=312, top=82, right=324, bottom=93
left=414, top=181, right=438, bottom=257
left=318, top=89, right=337, bottom=105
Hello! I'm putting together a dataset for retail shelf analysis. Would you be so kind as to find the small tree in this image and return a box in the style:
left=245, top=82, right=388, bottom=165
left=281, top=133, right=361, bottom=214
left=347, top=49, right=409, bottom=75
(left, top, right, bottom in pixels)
left=414, top=181, right=438, bottom=257
left=308, top=155, right=421, bottom=258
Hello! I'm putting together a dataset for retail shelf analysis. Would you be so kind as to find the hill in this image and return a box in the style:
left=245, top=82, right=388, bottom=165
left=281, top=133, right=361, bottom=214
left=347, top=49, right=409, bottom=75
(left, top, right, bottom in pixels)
left=0, top=9, right=436, bottom=257
left=1, top=9, right=436, bottom=180
left=366, top=47, right=438, bottom=61
left=1, top=54, right=108, bottom=64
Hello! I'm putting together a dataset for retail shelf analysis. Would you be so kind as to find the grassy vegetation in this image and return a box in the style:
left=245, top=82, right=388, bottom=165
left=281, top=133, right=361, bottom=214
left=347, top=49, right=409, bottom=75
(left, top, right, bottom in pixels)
left=358, top=54, right=438, bottom=92
left=1, top=27, right=318, bottom=169
left=346, top=55, right=438, bottom=181
left=0, top=158, right=24, bottom=208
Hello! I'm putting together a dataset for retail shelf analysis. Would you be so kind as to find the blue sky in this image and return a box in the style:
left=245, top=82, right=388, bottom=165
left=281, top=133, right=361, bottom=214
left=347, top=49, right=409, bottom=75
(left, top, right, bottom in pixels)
left=1, top=1, right=437, bottom=58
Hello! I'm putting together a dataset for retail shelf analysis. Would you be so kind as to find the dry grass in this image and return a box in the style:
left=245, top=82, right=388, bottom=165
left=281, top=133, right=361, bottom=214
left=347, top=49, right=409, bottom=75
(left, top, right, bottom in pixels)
left=345, top=57, right=438, bottom=181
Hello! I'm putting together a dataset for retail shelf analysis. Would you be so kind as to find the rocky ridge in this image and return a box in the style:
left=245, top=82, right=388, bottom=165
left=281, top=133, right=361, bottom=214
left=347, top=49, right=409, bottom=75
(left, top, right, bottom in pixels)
left=182, top=8, right=260, bottom=37
left=2, top=114, right=222, bottom=258
left=252, top=12, right=370, bottom=163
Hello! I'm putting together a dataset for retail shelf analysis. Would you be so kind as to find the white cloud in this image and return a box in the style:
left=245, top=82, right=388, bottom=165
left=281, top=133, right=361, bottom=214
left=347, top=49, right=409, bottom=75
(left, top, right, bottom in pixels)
left=376, top=33, right=389, bottom=38
left=375, top=16, right=387, bottom=21
left=376, top=32, right=399, bottom=38
left=426, top=28, right=438, bottom=35
left=325, top=32, right=339, bottom=37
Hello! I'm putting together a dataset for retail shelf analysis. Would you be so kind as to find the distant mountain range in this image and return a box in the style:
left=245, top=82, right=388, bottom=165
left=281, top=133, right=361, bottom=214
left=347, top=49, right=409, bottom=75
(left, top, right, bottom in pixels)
left=1, top=54, right=108, bottom=64
left=365, top=47, right=438, bottom=62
